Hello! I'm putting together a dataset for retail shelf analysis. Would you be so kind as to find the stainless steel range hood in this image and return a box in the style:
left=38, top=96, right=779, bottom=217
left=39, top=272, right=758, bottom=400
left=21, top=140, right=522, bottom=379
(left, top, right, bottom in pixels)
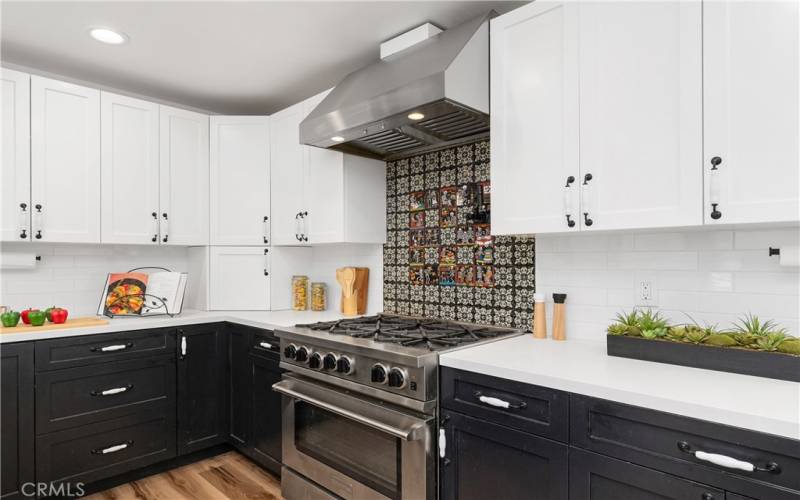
left=299, top=13, right=491, bottom=160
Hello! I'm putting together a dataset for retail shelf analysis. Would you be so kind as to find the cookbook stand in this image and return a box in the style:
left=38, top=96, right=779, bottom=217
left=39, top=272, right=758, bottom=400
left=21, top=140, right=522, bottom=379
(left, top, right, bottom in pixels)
left=99, top=267, right=186, bottom=319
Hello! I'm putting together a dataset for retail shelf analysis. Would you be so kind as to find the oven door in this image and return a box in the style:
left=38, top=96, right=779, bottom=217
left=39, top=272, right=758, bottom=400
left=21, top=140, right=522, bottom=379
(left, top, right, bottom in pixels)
left=274, top=375, right=435, bottom=500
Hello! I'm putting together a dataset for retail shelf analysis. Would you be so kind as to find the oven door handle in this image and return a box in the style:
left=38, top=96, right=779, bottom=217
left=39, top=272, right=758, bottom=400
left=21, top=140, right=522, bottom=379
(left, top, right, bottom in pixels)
left=273, top=378, right=431, bottom=441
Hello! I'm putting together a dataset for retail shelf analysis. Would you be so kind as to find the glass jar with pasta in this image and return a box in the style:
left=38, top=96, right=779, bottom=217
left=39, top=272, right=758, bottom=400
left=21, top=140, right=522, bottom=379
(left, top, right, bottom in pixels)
left=292, top=276, right=309, bottom=311
left=311, top=282, right=327, bottom=311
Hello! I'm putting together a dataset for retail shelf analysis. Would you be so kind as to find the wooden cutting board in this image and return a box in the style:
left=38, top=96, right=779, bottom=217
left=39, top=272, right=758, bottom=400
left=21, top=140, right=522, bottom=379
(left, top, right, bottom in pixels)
left=0, top=316, right=109, bottom=334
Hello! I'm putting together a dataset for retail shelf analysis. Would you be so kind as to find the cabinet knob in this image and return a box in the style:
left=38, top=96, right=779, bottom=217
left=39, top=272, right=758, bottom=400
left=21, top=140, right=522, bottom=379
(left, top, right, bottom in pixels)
left=583, top=213, right=593, bottom=227
left=565, top=215, right=576, bottom=228
left=710, top=156, right=722, bottom=169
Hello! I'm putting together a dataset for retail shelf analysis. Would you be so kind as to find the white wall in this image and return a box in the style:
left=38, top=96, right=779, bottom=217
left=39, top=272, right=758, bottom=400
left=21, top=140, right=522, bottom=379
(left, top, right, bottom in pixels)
left=535, top=227, right=800, bottom=340
left=0, top=242, right=190, bottom=316
left=307, top=244, right=384, bottom=314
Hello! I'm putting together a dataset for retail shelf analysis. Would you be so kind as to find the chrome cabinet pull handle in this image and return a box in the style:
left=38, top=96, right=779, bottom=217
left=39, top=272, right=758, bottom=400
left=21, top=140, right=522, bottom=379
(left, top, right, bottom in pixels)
left=151, top=212, right=159, bottom=242
left=258, top=341, right=273, bottom=350
left=91, top=342, right=133, bottom=353
left=677, top=441, right=780, bottom=474
left=564, top=176, right=576, bottom=228
left=90, top=384, right=133, bottom=397
left=438, top=427, right=447, bottom=458
left=91, top=440, right=132, bottom=455
left=300, top=211, right=308, bottom=242
left=33, top=204, right=43, bottom=239
left=180, top=335, right=187, bottom=358
left=473, top=390, right=527, bottom=410
left=295, top=212, right=302, bottom=241
left=264, top=248, right=269, bottom=276
left=581, top=173, right=594, bottom=227
left=263, top=216, right=269, bottom=244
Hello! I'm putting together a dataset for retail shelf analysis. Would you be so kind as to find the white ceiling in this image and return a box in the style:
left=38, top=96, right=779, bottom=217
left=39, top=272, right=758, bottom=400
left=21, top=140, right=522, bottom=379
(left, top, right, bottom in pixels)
left=1, top=1, right=525, bottom=114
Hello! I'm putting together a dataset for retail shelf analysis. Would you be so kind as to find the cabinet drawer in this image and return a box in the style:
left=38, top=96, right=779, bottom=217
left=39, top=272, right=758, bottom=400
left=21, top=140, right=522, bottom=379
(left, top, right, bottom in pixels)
left=571, top=395, right=800, bottom=499
left=441, top=367, right=569, bottom=442
left=36, top=357, right=175, bottom=433
left=251, top=328, right=280, bottom=358
left=35, top=328, right=175, bottom=371
left=569, top=447, right=724, bottom=500
left=36, top=410, right=175, bottom=485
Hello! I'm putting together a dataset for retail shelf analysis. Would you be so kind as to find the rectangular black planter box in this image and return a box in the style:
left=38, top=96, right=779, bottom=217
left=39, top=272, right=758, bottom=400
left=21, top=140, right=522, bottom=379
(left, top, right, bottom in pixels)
left=607, top=335, right=800, bottom=382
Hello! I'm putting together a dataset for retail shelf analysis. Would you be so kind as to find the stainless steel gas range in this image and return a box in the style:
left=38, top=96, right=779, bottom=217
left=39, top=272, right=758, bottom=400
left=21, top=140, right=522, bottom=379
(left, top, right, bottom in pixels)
left=273, top=314, right=520, bottom=500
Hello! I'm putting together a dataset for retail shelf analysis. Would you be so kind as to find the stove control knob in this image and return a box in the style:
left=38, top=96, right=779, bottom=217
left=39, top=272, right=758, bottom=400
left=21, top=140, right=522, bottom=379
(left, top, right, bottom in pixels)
left=323, top=353, right=338, bottom=371
left=336, top=356, right=354, bottom=375
left=370, top=364, right=388, bottom=384
left=388, top=367, right=407, bottom=389
left=295, top=346, right=309, bottom=363
left=309, top=352, right=322, bottom=370
left=283, top=344, right=298, bottom=360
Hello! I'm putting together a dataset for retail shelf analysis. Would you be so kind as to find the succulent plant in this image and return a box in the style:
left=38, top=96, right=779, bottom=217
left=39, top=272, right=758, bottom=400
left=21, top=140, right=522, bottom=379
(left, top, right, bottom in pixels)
left=777, top=339, right=800, bottom=355
left=731, top=332, right=759, bottom=347
left=683, top=325, right=710, bottom=344
left=607, top=323, right=629, bottom=336
left=666, top=326, right=687, bottom=342
left=641, top=327, right=668, bottom=339
left=637, top=309, right=668, bottom=332
left=703, top=334, right=738, bottom=347
left=611, top=309, right=642, bottom=336
left=754, top=332, right=787, bottom=351
left=733, top=313, right=779, bottom=337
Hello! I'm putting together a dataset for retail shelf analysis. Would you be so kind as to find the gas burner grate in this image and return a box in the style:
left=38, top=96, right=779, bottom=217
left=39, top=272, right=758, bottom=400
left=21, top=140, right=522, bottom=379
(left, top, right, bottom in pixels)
left=296, top=314, right=515, bottom=351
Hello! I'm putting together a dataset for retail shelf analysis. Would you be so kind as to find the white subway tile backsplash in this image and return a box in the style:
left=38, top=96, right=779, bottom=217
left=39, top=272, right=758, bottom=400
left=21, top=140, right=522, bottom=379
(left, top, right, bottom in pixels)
left=536, top=227, right=800, bottom=339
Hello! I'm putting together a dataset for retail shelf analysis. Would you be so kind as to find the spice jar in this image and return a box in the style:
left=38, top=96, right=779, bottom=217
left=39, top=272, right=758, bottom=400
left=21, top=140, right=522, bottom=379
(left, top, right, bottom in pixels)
left=311, top=282, right=327, bottom=311
left=292, top=276, right=309, bottom=311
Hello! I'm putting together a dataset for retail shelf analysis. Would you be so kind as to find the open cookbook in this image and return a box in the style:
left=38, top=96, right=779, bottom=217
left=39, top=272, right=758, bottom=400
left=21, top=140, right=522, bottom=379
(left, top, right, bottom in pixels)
left=97, top=270, right=187, bottom=317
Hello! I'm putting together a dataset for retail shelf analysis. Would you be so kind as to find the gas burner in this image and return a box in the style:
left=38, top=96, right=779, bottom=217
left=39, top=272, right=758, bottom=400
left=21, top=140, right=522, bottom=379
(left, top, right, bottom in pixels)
left=295, top=314, right=516, bottom=351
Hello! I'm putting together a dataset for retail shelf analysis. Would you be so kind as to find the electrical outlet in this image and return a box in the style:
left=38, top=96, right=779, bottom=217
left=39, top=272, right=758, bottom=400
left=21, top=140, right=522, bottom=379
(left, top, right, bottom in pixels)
left=640, top=281, right=652, bottom=301
left=636, top=279, right=658, bottom=307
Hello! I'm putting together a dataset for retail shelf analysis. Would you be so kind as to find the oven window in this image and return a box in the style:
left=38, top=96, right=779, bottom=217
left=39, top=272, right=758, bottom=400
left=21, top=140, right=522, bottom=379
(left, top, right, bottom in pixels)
left=295, top=401, right=402, bottom=499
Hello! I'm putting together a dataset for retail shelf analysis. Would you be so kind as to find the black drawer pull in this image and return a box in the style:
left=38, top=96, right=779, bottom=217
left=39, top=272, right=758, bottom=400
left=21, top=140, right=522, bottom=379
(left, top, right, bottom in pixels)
left=677, top=441, right=780, bottom=474
left=473, top=390, right=527, bottom=410
left=90, top=342, right=133, bottom=353
left=90, top=384, right=133, bottom=397
left=91, top=440, right=133, bottom=455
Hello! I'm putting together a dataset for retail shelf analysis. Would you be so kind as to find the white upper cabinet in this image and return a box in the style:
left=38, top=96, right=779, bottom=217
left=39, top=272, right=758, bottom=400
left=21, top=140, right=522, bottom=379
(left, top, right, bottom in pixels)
left=159, top=105, right=209, bottom=245
left=210, top=116, right=271, bottom=245
left=703, top=0, right=799, bottom=224
left=578, top=1, right=702, bottom=231
left=101, top=92, right=160, bottom=244
left=270, top=90, right=386, bottom=246
left=209, top=246, right=270, bottom=310
left=492, top=1, right=708, bottom=234
left=270, top=102, right=306, bottom=246
left=491, top=1, right=579, bottom=235
left=31, top=75, right=100, bottom=243
left=1, top=69, right=30, bottom=242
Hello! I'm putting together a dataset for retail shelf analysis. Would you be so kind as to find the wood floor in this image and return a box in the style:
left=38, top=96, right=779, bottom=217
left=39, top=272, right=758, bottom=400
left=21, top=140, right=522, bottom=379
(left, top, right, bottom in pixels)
left=85, top=451, right=283, bottom=500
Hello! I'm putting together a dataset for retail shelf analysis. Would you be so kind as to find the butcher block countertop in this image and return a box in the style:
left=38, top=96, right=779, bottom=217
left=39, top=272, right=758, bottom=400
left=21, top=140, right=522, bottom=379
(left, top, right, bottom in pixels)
left=440, top=335, right=800, bottom=441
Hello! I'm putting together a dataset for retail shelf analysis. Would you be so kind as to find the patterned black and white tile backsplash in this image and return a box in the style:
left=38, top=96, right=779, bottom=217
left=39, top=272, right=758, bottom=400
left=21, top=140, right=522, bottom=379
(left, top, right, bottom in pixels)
left=383, top=139, right=536, bottom=330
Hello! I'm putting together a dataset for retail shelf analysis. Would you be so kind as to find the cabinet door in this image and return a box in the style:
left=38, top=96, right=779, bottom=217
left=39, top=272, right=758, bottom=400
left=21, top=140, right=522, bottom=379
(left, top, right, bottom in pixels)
left=227, top=325, right=251, bottom=448
left=569, top=448, right=724, bottom=500
left=209, top=246, right=270, bottom=310
left=1, top=69, right=30, bottom=242
left=177, top=325, right=227, bottom=455
left=440, top=410, right=568, bottom=500
left=578, top=1, right=702, bottom=231
left=1, top=343, right=34, bottom=500
left=270, top=102, right=306, bottom=246
left=31, top=76, right=100, bottom=243
left=490, top=1, right=580, bottom=235
left=703, top=0, right=799, bottom=224
left=302, top=90, right=344, bottom=244
left=249, top=353, right=282, bottom=475
left=101, top=92, right=160, bottom=244
left=210, top=116, right=271, bottom=245
left=159, top=105, right=209, bottom=245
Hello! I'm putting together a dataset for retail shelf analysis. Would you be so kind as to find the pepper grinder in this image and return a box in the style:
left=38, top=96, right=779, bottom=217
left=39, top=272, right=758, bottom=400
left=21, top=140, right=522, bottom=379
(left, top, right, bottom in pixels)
left=532, top=293, right=547, bottom=339
left=552, top=293, right=567, bottom=341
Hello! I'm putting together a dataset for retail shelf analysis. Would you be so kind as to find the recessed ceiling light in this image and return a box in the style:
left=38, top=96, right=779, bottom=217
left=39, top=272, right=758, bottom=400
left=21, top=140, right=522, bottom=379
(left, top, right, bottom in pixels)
left=331, top=136, right=345, bottom=142
left=408, top=112, right=425, bottom=120
left=89, top=27, right=128, bottom=45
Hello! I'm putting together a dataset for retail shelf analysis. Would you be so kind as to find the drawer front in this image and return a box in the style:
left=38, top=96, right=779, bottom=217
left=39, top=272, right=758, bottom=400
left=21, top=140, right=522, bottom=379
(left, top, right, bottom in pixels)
left=569, top=447, right=724, bottom=500
left=36, top=357, right=175, bottom=434
left=251, top=328, right=279, bottom=358
left=571, top=395, right=800, bottom=498
left=35, top=328, right=176, bottom=371
left=36, top=410, right=176, bottom=485
left=441, top=367, right=569, bottom=442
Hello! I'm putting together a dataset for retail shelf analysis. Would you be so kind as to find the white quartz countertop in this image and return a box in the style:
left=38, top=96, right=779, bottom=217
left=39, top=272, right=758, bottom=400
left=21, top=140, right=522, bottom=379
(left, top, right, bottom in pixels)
left=0, top=309, right=349, bottom=343
left=440, top=335, right=800, bottom=440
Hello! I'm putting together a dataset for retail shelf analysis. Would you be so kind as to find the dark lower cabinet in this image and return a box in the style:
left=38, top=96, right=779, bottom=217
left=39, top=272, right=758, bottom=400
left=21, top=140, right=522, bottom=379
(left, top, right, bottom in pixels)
left=177, top=324, right=227, bottom=455
left=249, top=352, right=282, bottom=475
left=1, top=343, right=35, bottom=500
left=569, top=448, right=724, bottom=500
left=440, top=409, right=568, bottom=500
left=227, top=325, right=251, bottom=447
